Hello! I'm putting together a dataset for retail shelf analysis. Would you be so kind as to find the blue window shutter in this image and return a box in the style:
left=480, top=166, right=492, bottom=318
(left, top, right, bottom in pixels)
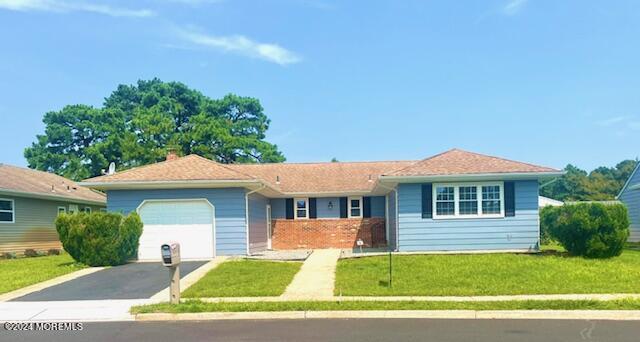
left=340, top=197, right=348, bottom=218
left=421, top=184, right=433, bottom=219
left=285, top=198, right=294, bottom=219
left=309, top=198, right=317, bottom=219
left=363, top=197, right=372, bottom=218
left=505, top=182, right=515, bottom=217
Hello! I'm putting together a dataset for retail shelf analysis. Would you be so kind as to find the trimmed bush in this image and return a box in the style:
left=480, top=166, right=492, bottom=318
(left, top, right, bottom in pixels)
left=540, top=205, right=560, bottom=245
left=56, top=212, right=143, bottom=266
left=47, top=249, right=61, bottom=256
left=2, top=252, right=16, bottom=259
left=24, top=249, right=38, bottom=257
left=547, top=203, right=630, bottom=258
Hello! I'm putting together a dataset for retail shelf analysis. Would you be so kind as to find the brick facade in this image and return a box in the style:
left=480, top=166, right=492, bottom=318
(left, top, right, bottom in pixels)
left=271, top=218, right=386, bottom=249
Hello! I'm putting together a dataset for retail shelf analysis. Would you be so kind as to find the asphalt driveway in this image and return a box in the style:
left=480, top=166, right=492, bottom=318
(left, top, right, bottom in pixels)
left=11, top=261, right=207, bottom=301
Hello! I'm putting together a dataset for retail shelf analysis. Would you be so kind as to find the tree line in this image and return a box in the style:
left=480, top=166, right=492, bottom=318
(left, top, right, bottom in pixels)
left=540, top=160, right=638, bottom=201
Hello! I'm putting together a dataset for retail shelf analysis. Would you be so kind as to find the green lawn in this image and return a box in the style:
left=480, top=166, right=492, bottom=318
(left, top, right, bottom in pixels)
left=0, top=254, right=86, bottom=294
left=334, top=248, right=640, bottom=296
left=183, top=259, right=302, bottom=297
left=131, top=298, right=640, bottom=314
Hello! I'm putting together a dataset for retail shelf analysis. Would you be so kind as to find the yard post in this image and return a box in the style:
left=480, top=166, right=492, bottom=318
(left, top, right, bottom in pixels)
left=170, top=265, right=180, bottom=304
left=388, top=251, right=392, bottom=288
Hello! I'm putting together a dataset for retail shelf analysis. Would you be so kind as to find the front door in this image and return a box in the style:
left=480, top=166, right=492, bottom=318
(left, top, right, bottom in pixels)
left=266, top=204, right=272, bottom=250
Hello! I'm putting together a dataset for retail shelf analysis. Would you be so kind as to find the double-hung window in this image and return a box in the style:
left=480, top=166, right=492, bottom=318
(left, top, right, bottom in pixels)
left=348, top=196, right=363, bottom=218
left=58, top=206, right=66, bottom=215
left=83, top=207, right=92, bottom=213
left=294, top=198, right=308, bottom=219
left=0, top=199, right=15, bottom=223
left=433, top=183, right=504, bottom=218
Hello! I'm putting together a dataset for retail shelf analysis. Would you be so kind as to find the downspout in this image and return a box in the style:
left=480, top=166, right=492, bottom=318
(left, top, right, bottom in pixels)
left=245, top=184, right=267, bottom=256
left=377, top=182, right=399, bottom=252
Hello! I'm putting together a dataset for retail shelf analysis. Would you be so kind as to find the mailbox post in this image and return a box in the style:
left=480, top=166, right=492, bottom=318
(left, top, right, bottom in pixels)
left=161, top=243, right=181, bottom=305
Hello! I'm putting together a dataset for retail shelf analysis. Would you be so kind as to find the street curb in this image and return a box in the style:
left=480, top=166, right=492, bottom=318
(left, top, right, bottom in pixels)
left=134, top=310, right=640, bottom=321
left=195, top=293, right=640, bottom=303
left=0, top=267, right=105, bottom=302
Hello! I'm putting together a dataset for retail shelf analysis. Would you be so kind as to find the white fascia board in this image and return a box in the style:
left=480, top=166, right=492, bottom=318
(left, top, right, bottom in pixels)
left=0, top=189, right=106, bottom=206
left=617, top=163, right=640, bottom=199
left=379, top=171, right=565, bottom=183
left=79, top=179, right=268, bottom=191
left=269, top=191, right=374, bottom=198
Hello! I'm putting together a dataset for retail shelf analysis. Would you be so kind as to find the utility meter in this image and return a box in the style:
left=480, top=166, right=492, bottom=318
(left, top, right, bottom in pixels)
left=161, top=242, right=180, bottom=267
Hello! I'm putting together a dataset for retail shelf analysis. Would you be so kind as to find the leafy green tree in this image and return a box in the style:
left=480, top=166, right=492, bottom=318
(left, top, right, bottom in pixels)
left=540, top=159, right=639, bottom=201
left=25, top=79, right=285, bottom=180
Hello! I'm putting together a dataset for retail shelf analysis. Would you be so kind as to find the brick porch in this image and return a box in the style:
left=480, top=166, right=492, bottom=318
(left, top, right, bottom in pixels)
left=271, top=218, right=386, bottom=249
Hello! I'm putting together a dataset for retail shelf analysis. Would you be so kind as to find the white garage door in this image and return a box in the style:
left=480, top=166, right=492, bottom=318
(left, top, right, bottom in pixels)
left=137, top=200, right=215, bottom=261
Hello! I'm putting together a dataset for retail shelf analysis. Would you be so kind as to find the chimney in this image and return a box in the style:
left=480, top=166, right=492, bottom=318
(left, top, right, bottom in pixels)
left=166, top=149, right=179, bottom=161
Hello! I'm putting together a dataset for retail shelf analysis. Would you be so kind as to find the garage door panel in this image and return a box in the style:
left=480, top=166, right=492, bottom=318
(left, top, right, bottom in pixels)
left=138, top=200, right=214, bottom=261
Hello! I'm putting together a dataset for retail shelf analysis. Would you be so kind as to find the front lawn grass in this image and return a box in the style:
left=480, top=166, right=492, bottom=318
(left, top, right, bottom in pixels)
left=183, top=259, right=302, bottom=297
left=131, top=298, right=640, bottom=314
left=0, top=253, right=86, bottom=294
left=334, top=248, right=640, bottom=296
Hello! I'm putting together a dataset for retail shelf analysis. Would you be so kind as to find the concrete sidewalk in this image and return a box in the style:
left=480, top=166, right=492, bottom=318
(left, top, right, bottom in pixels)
left=281, top=249, right=341, bottom=299
left=0, top=299, right=146, bottom=322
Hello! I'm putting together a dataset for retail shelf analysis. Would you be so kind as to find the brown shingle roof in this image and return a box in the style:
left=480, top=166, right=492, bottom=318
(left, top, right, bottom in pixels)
left=81, top=149, right=559, bottom=194
left=84, top=154, right=255, bottom=183
left=228, top=161, right=415, bottom=193
left=386, top=149, right=559, bottom=177
left=0, top=164, right=105, bottom=203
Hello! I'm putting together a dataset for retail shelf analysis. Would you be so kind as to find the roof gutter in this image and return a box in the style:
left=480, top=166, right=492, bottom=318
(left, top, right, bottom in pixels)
left=379, top=171, right=565, bottom=183
left=0, top=188, right=105, bottom=206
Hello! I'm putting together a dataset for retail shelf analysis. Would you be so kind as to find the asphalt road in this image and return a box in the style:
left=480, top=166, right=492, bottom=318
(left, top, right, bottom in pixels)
left=2, top=319, right=640, bottom=342
left=12, top=261, right=207, bottom=301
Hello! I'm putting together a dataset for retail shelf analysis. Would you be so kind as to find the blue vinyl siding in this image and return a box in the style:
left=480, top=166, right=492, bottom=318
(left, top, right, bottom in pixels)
left=269, top=196, right=385, bottom=219
left=316, top=197, right=340, bottom=218
left=370, top=196, right=385, bottom=218
left=248, top=193, right=268, bottom=253
left=620, top=166, right=640, bottom=242
left=269, top=198, right=286, bottom=219
left=106, top=188, right=247, bottom=255
left=387, top=191, right=397, bottom=250
left=397, top=180, right=539, bottom=251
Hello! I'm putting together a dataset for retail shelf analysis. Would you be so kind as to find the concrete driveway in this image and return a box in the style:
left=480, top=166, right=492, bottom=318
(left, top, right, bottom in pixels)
left=11, top=261, right=207, bottom=301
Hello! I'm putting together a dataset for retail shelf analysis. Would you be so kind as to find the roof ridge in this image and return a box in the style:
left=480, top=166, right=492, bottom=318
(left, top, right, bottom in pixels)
left=189, top=154, right=257, bottom=179
left=453, top=148, right=559, bottom=171
left=383, top=149, right=459, bottom=175
left=228, top=160, right=417, bottom=166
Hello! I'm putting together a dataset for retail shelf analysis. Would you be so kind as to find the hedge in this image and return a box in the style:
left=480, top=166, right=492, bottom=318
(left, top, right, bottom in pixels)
left=56, top=212, right=143, bottom=266
left=542, top=203, right=630, bottom=258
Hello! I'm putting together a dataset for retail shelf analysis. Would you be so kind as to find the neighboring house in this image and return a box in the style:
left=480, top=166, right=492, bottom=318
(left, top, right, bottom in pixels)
left=81, top=149, right=562, bottom=260
left=617, top=163, right=640, bottom=242
left=0, top=164, right=106, bottom=255
left=538, top=196, right=563, bottom=208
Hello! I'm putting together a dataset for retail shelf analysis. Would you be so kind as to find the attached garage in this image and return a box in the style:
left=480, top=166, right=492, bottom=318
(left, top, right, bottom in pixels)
left=137, top=199, right=215, bottom=261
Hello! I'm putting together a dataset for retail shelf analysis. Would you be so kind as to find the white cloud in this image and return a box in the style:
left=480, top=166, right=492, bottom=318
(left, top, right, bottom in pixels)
left=177, top=29, right=301, bottom=65
left=502, top=0, right=528, bottom=16
left=597, top=116, right=630, bottom=127
left=0, top=0, right=155, bottom=17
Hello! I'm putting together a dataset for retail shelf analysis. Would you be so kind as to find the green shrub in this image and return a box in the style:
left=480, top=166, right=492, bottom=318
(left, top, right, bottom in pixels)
left=548, top=203, right=630, bottom=258
left=24, top=249, right=38, bottom=257
left=539, top=206, right=560, bottom=244
left=2, top=252, right=16, bottom=259
left=56, top=212, right=143, bottom=266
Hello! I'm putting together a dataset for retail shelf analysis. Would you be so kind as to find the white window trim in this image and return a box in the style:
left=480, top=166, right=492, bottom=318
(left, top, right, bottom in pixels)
left=348, top=196, right=363, bottom=218
left=68, top=204, right=78, bottom=214
left=432, top=182, right=504, bottom=219
left=83, top=207, right=92, bottom=213
left=0, top=198, right=15, bottom=223
left=58, top=206, right=67, bottom=214
left=294, top=197, right=309, bottom=219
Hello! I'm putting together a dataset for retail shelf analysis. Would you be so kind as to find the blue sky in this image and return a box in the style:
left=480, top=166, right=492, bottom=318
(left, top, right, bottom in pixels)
left=0, top=0, right=638, bottom=171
